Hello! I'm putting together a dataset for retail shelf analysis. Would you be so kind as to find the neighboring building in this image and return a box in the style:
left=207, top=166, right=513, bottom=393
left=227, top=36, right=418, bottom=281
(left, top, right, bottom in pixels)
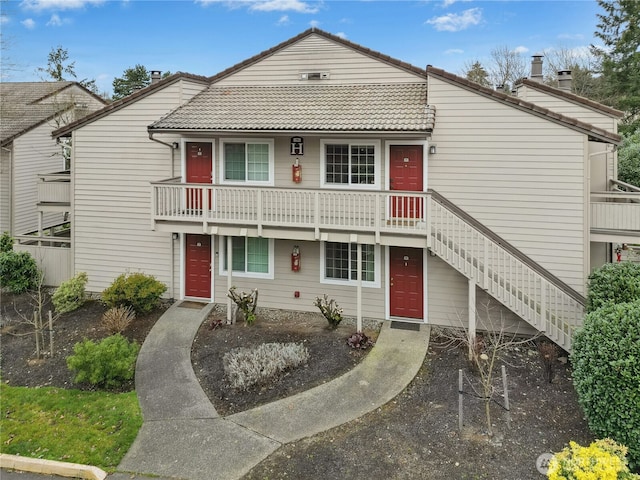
left=1, top=82, right=106, bottom=236
left=53, top=29, right=639, bottom=352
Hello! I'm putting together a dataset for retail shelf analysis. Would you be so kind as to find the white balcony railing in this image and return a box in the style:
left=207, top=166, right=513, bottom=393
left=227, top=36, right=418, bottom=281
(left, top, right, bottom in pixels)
left=152, top=181, right=428, bottom=237
left=591, top=191, right=640, bottom=232
left=37, top=171, right=70, bottom=204
left=151, top=179, right=584, bottom=351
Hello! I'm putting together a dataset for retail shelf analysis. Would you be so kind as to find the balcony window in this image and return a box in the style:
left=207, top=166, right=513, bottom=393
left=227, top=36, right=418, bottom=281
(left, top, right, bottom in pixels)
left=321, top=242, right=379, bottom=287
left=220, top=139, right=274, bottom=185
left=321, top=140, right=380, bottom=189
left=220, top=236, right=274, bottom=279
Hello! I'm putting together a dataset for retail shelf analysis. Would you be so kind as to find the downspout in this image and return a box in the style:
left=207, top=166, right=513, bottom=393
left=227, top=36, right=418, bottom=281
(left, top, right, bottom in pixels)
left=1, top=145, right=13, bottom=235
left=148, top=131, right=179, bottom=299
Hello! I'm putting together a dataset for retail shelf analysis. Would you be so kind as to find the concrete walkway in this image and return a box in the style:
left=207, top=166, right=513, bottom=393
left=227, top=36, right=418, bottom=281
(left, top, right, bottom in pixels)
left=114, top=302, right=431, bottom=480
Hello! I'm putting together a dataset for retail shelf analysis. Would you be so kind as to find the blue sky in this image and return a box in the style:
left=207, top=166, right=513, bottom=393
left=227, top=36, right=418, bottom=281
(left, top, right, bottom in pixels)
left=1, top=0, right=603, bottom=95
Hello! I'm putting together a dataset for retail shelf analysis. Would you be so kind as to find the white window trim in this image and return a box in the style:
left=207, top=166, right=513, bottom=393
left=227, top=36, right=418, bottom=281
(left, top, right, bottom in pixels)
left=218, top=236, right=275, bottom=280
left=320, top=139, right=381, bottom=190
left=218, top=138, right=275, bottom=186
left=319, top=241, right=381, bottom=288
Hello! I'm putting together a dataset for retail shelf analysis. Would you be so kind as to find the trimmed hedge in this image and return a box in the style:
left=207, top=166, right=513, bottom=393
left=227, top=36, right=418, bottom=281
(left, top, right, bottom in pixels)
left=571, top=300, right=640, bottom=470
left=586, top=261, right=640, bottom=313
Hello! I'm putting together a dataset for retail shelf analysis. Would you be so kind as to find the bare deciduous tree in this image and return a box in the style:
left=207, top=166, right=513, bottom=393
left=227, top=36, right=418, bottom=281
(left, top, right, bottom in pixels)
left=487, top=45, right=529, bottom=92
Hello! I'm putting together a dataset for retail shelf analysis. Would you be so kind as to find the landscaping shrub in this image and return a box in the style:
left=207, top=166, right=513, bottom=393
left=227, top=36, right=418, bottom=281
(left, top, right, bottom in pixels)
left=66, top=334, right=140, bottom=388
left=586, top=261, right=640, bottom=312
left=0, top=250, right=39, bottom=293
left=227, top=286, right=258, bottom=325
left=102, top=305, right=136, bottom=334
left=223, top=342, right=309, bottom=391
left=0, top=232, right=13, bottom=253
left=102, top=272, right=167, bottom=314
left=314, top=294, right=343, bottom=329
left=571, top=300, right=640, bottom=470
left=547, top=438, right=640, bottom=479
left=52, top=272, right=88, bottom=315
left=347, top=331, right=374, bottom=350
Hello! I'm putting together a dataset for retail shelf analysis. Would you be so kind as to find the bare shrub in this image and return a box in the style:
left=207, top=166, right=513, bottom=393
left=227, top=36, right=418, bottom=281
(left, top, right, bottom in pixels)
left=102, top=305, right=136, bottom=334
left=223, top=342, right=309, bottom=391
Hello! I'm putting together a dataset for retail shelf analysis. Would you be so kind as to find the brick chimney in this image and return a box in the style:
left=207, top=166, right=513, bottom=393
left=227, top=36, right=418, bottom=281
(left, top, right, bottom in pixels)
left=557, top=70, right=572, bottom=91
left=151, top=71, right=162, bottom=84
left=530, top=54, right=544, bottom=83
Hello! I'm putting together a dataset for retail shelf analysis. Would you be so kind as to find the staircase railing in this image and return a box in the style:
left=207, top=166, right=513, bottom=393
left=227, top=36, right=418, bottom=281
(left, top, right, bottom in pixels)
left=427, top=190, right=585, bottom=352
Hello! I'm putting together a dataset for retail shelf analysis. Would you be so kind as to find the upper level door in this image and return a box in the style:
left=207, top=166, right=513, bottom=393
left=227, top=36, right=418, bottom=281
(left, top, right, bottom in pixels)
left=389, top=145, right=424, bottom=218
left=186, top=142, right=212, bottom=210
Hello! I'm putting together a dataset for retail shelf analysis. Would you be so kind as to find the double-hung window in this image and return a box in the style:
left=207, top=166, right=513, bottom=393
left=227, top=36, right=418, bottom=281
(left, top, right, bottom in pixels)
left=321, top=140, right=380, bottom=189
left=220, top=236, right=274, bottom=279
left=321, top=242, right=379, bottom=287
left=220, top=139, right=274, bottom=185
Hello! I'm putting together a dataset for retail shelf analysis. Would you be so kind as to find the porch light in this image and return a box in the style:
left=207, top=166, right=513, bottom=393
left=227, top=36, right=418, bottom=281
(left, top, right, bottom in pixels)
left=429, top=145, right=437, bottom=155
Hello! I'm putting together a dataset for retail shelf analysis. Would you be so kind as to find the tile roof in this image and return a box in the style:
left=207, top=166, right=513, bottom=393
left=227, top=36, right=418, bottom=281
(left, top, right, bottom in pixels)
left=1, top=82, right=76, bottom=144
left=515, top=78, right=624, bottom=118
left=427, top=66, right=622, bottom=145
left=149, top=83, right=430, bottom=133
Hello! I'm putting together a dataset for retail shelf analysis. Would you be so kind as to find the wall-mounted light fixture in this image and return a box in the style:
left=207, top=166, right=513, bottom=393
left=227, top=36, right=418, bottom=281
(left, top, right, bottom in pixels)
left=172, top=142, right=180, bottom=150
left=429, top=145, right=437, bottom=155
left=172, top=233, right=179, bottom=240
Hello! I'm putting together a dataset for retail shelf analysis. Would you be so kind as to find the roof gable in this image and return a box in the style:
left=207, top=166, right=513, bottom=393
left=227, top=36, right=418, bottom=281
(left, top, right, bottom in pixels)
left=1, top=81, right=107, bottom=146
left=52, top=72, right=210, bottom=138
left=427, top=66, right=621, bottom=145
left=209, top=28, right=426, bottom=85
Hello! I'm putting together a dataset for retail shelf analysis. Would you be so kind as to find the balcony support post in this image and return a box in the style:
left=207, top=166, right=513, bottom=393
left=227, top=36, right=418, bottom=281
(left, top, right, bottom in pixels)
left=227, top=235, right=233, bottom=324
left=468, top=278, right=476, bottom=360
left=356, top=242, right=363, bottom=333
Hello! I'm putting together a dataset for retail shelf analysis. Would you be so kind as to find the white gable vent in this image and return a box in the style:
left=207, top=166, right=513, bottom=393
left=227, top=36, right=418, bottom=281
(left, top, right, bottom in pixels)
left=300, top=71, right=330, bottom=80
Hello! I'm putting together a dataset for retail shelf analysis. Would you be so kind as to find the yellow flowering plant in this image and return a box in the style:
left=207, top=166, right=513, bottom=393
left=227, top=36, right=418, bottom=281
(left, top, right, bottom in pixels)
left=547, top=439, right=640, bottom=480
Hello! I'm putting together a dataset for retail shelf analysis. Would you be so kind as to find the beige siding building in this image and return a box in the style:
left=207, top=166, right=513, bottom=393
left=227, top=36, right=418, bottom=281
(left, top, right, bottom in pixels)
left=53, top=29, right=638, bottom=352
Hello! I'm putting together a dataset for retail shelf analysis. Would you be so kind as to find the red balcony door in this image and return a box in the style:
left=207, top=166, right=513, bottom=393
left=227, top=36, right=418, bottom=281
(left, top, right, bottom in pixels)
left=186, top=142, right=212, bottom=210
left=389, top=145, right=424, bottom=218
left=185, top=234, right=211, bottom=298
left=389, top=247, right=423, bottom=319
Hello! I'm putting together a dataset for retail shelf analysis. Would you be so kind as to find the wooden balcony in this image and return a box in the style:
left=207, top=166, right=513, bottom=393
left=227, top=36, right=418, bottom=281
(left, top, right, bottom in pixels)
left=37, top=171, right=70, bottom=212
left=590, top=181, right=640, bottom=243
left=151, top=179, right=429, bottom=245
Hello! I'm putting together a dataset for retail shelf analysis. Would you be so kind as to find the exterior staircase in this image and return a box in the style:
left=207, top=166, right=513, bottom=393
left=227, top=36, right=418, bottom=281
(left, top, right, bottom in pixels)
left=427, top=189, right=585, bottom=353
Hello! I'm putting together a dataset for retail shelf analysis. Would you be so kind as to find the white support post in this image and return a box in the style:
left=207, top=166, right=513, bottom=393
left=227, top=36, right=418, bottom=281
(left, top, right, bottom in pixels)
left=468, top=277, right=476, bottom=359
left=227, top=236, right=233, bottom=324
left=357, top=242, right=363, bottom=333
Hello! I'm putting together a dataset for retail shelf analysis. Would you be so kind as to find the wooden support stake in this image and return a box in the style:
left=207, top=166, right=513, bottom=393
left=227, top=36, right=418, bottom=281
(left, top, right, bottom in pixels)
left=458, top=369, right=463, bottom=431
left=34, top=311, right=40, bottom=359
left=49, top=310, right=54, bottom=357
left=502, top=365, right=511, bottom=429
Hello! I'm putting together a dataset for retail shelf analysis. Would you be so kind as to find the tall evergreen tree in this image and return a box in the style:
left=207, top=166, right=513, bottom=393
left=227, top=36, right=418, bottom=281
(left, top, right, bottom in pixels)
left=593, top=0, right=640, bottom=131
left=463, top=61, right=491, bottom=87
left=112, top=65, right=151, bottom=100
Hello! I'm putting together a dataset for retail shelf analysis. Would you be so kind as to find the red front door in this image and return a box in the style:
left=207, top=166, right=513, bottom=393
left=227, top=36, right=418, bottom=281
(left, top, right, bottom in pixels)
left=389, top=145, right=424, bottom=218
left=186, top=142, right=212, bottom=210
left=185, top=234, right=211, bottom=298
left=389, top=247, right=424, bottom=319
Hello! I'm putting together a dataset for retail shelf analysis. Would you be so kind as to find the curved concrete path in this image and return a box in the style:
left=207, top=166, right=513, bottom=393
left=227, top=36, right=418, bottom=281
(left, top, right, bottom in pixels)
left=115, top=302, right=430, bottom=480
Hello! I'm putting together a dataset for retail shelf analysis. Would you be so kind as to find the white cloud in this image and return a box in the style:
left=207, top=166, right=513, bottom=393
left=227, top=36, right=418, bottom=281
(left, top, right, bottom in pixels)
left=335, top=31, right=347, bottom=40
left=426, top=8, right=482, bottom=32
left=277, top=14, right=290, bottom=25
left=21, top=18, right=36, bottom=29
left=445, top=48, right=464, bottom=54
left=46, top=13, right=70, bottom=26
left=196, top=0, right=319, bottom=14
left=441, top=0, right=472, bottom=7
left=513, top=45, right=529, bottom=54
left=309, top=19, right=320, bottom=28
left=0, top=15, right=10, bottom=25
left=21, top=0, right=104, bottom=11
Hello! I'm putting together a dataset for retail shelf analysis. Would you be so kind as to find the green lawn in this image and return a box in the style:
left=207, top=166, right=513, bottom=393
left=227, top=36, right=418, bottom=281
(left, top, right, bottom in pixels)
left=0, top=384, right=142, bottom=470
